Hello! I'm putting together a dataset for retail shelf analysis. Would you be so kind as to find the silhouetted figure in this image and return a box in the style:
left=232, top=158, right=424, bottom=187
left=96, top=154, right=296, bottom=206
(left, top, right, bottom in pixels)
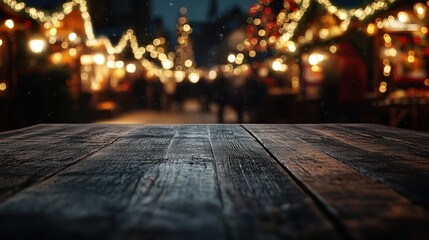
left=320, top=53, right=340, bottom=122
left=246, top=70, right=268, bottom=123
left=230, top=77, right=247, bottom=123
left=337, top=41, right=367, bottom=122
left=212, top=73, right=229, bottom=123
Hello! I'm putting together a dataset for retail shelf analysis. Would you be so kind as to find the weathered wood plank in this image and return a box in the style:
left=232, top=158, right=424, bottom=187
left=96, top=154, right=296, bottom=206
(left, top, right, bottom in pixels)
left=208, top=125, right=341, bottom=239
left=303, top=124, right=429, bottom=209
left=0, top=125, right=228, bottom=239
left=245, top=124, right=429, bottom=240
left=0, top=125, right=342, bottom=240
left=0, top=124, right=136, bottom=203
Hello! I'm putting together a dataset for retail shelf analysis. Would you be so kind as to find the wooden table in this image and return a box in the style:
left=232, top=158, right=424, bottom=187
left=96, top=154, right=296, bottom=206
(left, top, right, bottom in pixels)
left=0, top=124, right=428, bottom=240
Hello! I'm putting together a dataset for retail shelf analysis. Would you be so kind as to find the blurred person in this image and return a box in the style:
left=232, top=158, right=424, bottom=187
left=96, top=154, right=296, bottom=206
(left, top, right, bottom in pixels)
left=246, top=69, right=268, bottom=123
left=212, top=72, right=229, bottom=123
left=337, top=41, right=368, bottom=122
left=320, top=53, right=340, bottom=122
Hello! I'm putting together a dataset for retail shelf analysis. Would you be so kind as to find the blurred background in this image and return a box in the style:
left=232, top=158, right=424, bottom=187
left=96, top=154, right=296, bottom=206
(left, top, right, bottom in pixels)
left=0, top=0, right=428, bottom=130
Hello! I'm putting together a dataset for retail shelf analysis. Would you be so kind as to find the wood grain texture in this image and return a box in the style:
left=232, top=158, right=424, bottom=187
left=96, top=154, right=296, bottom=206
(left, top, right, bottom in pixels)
left=208, top=125, right=340, bottom=240
left=245, top=124, right=429, bottom=240
left=304, top=124, right=429, bottom=209
left=0, top=124, right=136, bottom=203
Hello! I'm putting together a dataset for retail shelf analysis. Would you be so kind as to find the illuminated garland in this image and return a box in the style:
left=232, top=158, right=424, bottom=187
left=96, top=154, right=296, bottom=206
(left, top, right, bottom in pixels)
left=2, top=0, right=174, bottom=69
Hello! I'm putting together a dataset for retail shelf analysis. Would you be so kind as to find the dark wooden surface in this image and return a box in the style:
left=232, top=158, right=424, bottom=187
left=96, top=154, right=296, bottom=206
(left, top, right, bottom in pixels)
left=0, top=124, right=428, bottom=240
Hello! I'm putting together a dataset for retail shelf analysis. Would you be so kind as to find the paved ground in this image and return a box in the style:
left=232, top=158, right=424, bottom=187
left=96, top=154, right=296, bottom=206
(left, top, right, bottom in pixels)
left=97, top=100, right=244, bottom=124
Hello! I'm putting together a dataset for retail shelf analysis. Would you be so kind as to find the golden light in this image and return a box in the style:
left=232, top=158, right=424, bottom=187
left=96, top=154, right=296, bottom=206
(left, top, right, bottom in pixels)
left=237, top=44, right=244, bottom=51
left=398, top=11, right=409, bottom=23
left=68, top=32, right=77, bottom=42
left=115, top=60, right=124, bottom=69
left=107, top=60, right=116, bottom=69
left=309, top=53, right=323, bottom=66
left=422, top=27, right=428, bottom=34
left=311, top=65, right=321, bottom=72
left=93, top=54, right=105, bottom=65
left=175, top=71, right=186, bottom=82
left=69, top=48, right=77, bottom=57
left=0, top=82, right=6, bottom=91
left=126, top=63, right=136, bottom=73
left=258, top=67, right=269, bottom=78
left=379, top=81, right=387, bottom=93
left=51, top=53, right=62, bottom=64
left=414, top=3, right=427, bottom=20
left=208, top=70, right=217, bottom=80
left=383, top=34, right=391, bottom=43
left=188, top=72, right=200, bottom=83
left=249, top=51, right=256, bottom=58
left=5, top=19, right=14, bottom=29
left=424, top=79, right=429, bottom=86
left=408, top=55, right=415, bottom=63
left=162, top=59, right=174, bottom=70
left=319, top=28, right=329, bottom=39
left=286, top=41, right=296, bottom=52
left=329, top=45, right=337, bottom=53
left=80, top=55, right=93, bottom=65
left=153, top=38, right=161, bottom=46
left=28, top=38, right=46, bottom=53
left=367, top=23, right=376, bottom=35
left=272, top=58, right=283, bottom=71
left=258, top=29, right=266, bottom=37
left=183, top=24, right=191, bottom=32
left=0, top=39, right=3, bottom=46
left=49, top=28, right=57, bottom=36
left=383, top=64, right=391, bottom=76
left=184, top=59, right=193, bottom=68
left=227, top=54, right=236, bottom=63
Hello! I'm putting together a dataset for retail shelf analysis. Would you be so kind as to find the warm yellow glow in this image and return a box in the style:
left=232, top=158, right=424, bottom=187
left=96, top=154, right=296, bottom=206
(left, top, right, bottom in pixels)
left=126, top=63, right=136, bottom=73
left=249, top=51, right=256, bottom=58
left=51, top=53, right=63, bottom=64
left=408, top=55, right=415, bottom=63
left=188, top=72, right=200, bottom=83
left=93, top=54, right=105, bottom=65
left=29, top=38, right=46, bottom=53
left=115, top=60, right=124, bottom=69
left=184, top=60, right=193, bottom=68
left=5, top=19, right=14, bottom=29
left=69, top=48, right=77, bottom=57
left=253, top=18, right=261, bottom=25
left=319, top=28, right=329, bottom=39
left=175, top=71, right=186, bottom=82
left=367, top=23, right=376, bottom=35
left=258, top=29, right=266, bottom=37
left=379, top=82, right=387, bottom=93
left=309, top=53, right=324, bottom=65
left=0, top=39, right=3, bottom=46
left=0, top=82, right=6, bottom=91
left=107, top=60, right=116, bottom=69
left=414, top=3, right=427, bottom=20
left=311, top=65, right=321, bottom=72
left=162, top=59, right=174, bottom=70
left=424, top=79, right=429, bottom=86
left=49, top=28, right=57, bottom=36
left=227, top=54, right=236, bottom=63
left=153, top=38, right=161, bottom=46
left=208, top=70, right=217, bottom=80
left=272, top=58, right=283, bottom=71
left=397, top=11, right=409, bottom=23
left=287, top=41, right=296, bottom=52
left=237, top=44, right=244, bottom=51
left=329, top=45, right=337, bottom=53
left=68, top=32, right=77, bottom=42
left=183, top=24, right=191, bottom=32
left=422, top=27, right=428, bottom=34
left=383, top=34, right=391, bottom=43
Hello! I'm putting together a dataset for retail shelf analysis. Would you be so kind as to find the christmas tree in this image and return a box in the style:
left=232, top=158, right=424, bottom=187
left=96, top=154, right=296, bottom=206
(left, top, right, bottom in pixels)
left=174, top=7, right=196, bottom=75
